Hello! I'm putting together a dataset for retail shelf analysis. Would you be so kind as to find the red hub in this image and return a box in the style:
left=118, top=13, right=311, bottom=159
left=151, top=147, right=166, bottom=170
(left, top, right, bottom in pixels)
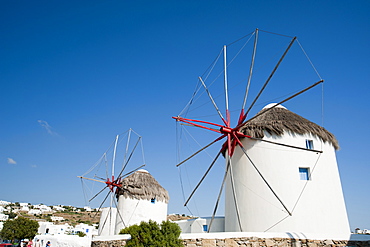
left=105, top=176, right=122, bottom=193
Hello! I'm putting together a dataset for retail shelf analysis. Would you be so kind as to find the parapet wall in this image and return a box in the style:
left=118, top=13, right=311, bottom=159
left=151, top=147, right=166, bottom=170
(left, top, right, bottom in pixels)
left=181, top=237, right=368, bottom=246
left=92, top=233, right=370, bottom=247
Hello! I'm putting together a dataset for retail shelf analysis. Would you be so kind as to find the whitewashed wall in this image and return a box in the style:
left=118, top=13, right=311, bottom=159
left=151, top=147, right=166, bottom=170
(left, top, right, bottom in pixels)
left=175, top=217, right=225, bottom=234
left=34, top=234, right=90, bottom=247
left=114, top=196, right=167, bottom=234
left=225, top=131, right=350, bottom=238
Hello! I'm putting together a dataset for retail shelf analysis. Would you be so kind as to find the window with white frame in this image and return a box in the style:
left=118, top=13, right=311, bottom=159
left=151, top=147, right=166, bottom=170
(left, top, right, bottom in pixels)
left=299, top=167, right=310, bottom=180
left=306, top=139, right=314, bottom=150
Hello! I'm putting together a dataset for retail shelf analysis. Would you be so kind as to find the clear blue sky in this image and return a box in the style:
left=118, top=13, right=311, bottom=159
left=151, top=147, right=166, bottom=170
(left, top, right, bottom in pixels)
left=1, top=1, right=369, bottom=231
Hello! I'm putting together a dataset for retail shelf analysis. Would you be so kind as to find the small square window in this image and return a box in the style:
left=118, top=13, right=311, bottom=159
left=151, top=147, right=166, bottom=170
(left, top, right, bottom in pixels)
left=306, top=139, right=314, bottom=150
left=203, top=225, right=208, bottom=232
left=151, top=198, right=156, bottom=204
left=299, top=167, right=310, bottom=180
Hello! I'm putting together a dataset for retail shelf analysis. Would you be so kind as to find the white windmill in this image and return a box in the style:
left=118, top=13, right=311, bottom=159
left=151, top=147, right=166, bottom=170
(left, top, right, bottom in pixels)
left=79, top=128, right=146, bottom=236
left=174, top=29, right=350, bottom=237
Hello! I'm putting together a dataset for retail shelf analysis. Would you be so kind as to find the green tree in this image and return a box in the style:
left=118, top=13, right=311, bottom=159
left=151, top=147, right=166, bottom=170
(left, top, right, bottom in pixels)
left=77, top=232, right=86, bottom=237
left=119, top=220, right=183, bottom=247
left=0, top=217, right=39, bottom=242
left=4, top=211, right=17, bottom=219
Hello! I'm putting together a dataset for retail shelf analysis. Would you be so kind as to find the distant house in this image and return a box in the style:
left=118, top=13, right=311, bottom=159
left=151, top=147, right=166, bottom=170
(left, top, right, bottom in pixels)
left=38, top=222, right=72, bottom=235
left=0, top=201, right=10, bottom=206
left=28, top=209, right=42, bottom=215
left=33, top=205, right=53, bottom=213
left=83, top=206, right=92, bottom=212
left=175, top=217, right=225, bottom=233
left=52, top=206, right=65, bottom=212
left=20, top=206, right=30, bottom=212
left=0, top=213, right=9, bottom=221
left=37, top=222, right=97, bottom=237
left=72, top=223, right=97, bottom=237
left=51, top=216, right=64, bottom=222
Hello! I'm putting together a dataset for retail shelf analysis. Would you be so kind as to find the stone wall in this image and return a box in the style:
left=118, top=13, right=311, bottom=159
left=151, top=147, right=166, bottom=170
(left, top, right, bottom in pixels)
left=92, top=237, right=370, bottom=247
left=181, top=237, right=370, bottom=246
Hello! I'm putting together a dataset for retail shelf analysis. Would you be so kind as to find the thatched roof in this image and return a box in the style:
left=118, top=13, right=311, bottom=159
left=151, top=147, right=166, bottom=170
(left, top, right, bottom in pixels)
left=239, top=106, right=339, bottom=150
left=116, top=170, right=169, bottom=203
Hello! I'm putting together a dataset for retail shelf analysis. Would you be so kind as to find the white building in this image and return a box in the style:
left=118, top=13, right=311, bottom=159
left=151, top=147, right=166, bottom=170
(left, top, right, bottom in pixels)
left=0, top=213, right=9, bottom=221
left=39, top=205, right=53, bottom=213
left=83, top=206, right=92, bottom=212
left=72, top=223, right=97, bottom=237
left=50, top=216, right=64, bottom=221
left=52, top=206, right=65, bottom=212
left=176, top=217, right=225, bottom=233
left=37, top=222, right=97, bottom=237
left=33, top=204, right=52, bottom=211
left=20, top=206, right=30, bottom=212
left=224, top=104, right=350, bottom=237
left=28, top=209, right=42, bottom=215
left=0, top=200, right=10, bottom=206
left=38, top=222, right=71, bottom=235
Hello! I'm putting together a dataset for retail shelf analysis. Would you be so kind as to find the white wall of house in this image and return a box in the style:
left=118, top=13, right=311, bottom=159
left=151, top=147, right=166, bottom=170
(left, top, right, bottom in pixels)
left=0, top=213, right=9, bottom=221
left=28, top=209, right=42, bottom=215
left=38, top=222, right=71, bottom=235
left=34, top=234, right=90, bottom=247
left=114, top=196, right=167, bottom=234
left=225, top=130, right=350, bottom=238
left=0, top=201, right=10, bottom=206
left=72, top=223, right=97, bottom=237
left=51, top=216, right=64, bottom=221
left=175, top=217, right=225, bottom=233
left=52, top=206, right=65, bottom=212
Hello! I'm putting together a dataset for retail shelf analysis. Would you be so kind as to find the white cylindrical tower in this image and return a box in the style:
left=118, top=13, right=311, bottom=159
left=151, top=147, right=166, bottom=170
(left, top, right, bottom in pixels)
left=225, top=104, right=350, bottom=237
left=98, top=207, right=117, bottom=236
left=114, top=169, right=169, bottom=234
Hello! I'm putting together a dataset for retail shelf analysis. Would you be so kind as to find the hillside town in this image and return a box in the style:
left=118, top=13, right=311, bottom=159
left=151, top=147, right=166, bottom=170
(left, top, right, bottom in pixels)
left=0, top=199, right=100, bottom=239
left=0, top=199, right=192, bottom=239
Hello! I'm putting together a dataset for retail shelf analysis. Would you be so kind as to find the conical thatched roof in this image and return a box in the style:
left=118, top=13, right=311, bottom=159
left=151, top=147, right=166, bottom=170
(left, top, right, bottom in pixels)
left=117, top=169, right=169, bottom=203
left=239, top=106, right=339, bottom=150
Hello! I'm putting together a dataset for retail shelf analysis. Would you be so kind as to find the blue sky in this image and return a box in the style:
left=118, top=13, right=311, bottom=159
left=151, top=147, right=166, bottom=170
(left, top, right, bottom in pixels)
left=1, top=1, right=369, bottom=231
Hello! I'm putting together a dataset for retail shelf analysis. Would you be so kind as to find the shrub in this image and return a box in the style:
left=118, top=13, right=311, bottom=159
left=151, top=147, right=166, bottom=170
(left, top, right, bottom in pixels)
left=119, top=220, right=183, bottom=247
left=77, top=232, right=86, bottom=237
